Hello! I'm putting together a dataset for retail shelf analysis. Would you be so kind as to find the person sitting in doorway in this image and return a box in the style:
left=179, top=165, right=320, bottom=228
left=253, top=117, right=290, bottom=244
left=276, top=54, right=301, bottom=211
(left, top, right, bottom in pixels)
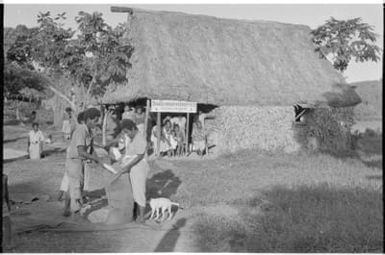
left=163, top=120, right=174, bottom=157
left=151, top=123, right=171, bottom=157
left=174, top=124, right=185, bottom=156
left=27, top=122, right=45, bottom=160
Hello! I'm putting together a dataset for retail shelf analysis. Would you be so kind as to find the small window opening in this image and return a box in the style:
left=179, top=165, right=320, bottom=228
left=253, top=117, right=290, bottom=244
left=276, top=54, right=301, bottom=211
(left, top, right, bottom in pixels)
left=293, top=104, right=311, bottom=122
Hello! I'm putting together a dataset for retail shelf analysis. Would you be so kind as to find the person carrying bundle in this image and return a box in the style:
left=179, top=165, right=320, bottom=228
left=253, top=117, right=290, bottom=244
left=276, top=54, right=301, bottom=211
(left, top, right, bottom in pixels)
left=62, top=108, right=104, bottom=218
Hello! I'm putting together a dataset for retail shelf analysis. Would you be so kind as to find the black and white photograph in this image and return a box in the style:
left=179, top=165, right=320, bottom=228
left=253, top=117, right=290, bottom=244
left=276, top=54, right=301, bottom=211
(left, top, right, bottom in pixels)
left=2, top=1, right=383, bottom=252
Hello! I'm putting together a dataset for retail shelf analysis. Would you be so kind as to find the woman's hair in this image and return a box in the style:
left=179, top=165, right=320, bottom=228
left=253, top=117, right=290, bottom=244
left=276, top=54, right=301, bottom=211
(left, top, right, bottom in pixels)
left=164, top=120, right=171, bottom=126
left=83, top=108, right=101, bottom=121
left=77, top=111, right=84, bottom=124
left=120, top=119, right=138, bottom=131
left=32, top=122, right=39, bottom=128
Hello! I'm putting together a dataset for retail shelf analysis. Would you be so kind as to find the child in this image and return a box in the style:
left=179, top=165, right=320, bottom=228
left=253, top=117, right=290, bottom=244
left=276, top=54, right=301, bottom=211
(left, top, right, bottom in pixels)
left=174, top=124, right=185, bottom=156
left=169, top=129, right=178, bottom=157
left=27, top=122, right=45, bottom=159
left=62, top=107, right=73, bottom=140
left=3, top=174, right=15, bottom=250
left=45, top=134, right=53, bottom=144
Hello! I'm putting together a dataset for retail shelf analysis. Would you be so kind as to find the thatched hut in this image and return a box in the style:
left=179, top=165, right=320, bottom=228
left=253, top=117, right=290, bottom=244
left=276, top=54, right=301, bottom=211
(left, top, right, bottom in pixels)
left=102, top=8, right=361, bottom=155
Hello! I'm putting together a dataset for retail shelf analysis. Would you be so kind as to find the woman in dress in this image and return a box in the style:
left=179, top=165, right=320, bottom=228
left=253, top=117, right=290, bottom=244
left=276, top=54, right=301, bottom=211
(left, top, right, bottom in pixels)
left=114, top=119, right=150, bottom=223
left=27, top=122, right=45, bottom=159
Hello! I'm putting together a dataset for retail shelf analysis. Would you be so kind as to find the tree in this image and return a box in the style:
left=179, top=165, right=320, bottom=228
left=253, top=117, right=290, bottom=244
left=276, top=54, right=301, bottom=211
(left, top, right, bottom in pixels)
left=6, top=11, right=133, bottom=113
left=62, top=11, right=133, bottom=109
left=311, top=17, right=381, bottom=73
left=4, top=63, right=50, bottom=120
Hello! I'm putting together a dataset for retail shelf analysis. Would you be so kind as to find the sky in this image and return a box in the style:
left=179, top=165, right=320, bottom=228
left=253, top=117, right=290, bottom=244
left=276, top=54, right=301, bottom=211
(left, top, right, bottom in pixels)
left=4, top=3, right=383, bottom=83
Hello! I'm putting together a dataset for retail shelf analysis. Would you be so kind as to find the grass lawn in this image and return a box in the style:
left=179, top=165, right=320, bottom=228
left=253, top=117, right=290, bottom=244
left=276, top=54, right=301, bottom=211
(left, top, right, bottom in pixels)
left=2, top=124, right=383, bottom=252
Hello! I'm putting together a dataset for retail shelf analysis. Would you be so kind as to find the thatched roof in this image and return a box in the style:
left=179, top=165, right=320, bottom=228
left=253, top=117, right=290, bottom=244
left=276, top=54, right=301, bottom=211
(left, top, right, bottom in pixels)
left=102, top=8, right=347, bottom=106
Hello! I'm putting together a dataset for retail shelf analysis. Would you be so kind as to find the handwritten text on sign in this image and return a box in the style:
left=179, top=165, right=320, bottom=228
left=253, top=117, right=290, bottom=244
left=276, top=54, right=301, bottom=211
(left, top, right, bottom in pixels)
left=151, top=100, right=197, bottom=113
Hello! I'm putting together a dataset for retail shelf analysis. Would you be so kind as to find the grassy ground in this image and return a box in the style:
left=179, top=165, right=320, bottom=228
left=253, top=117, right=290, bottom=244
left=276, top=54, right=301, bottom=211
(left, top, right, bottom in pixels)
left=193, top=185, right=382, bottom=252
left=2, top=122, right=383, bottom=252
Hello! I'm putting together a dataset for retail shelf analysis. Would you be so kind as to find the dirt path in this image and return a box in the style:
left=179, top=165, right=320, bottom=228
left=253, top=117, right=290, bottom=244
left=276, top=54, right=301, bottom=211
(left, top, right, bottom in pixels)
left=2, top=125, right=200, bottom=252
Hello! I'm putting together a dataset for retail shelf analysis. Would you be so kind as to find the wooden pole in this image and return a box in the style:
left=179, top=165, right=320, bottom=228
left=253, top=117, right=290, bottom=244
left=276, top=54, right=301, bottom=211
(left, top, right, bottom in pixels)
left=186, top=112, right=190, bottom=154
left=144, top=99, right=150, bottom=158
left=156, top=111, right=161, bottom=157
left=102, top=106, right=108, bottom=146
left=144, top=99, right=150, bottom=139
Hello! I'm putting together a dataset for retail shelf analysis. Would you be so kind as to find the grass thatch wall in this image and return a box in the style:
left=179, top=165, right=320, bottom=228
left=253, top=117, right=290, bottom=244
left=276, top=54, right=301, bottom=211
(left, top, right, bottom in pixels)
left=206, top=105, right=355, bottom=156
left=102, top=8, right=345, bottom=106
left=207, top=106, right=301, bottom=154
left=292, top=107, right=355, bottom=156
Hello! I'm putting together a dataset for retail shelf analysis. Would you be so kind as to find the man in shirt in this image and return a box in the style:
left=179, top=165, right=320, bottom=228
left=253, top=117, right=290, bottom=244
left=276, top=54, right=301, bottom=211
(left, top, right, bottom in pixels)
left=63, top=108, right=104, bottom=217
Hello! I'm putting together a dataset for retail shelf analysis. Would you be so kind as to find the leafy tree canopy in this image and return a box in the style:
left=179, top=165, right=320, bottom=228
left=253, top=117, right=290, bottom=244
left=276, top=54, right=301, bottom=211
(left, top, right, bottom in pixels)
left=5, top=11, right=133, bottom=110
left=311, top=17, right=381, bottom=72
left=4, top=63, right=50, bottom=100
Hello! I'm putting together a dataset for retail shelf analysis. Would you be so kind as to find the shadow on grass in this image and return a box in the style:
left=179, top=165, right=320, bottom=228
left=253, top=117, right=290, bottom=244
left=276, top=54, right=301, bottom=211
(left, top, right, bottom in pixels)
left=3, top=136, right=27, bottom=144
left=3, top=155, right=29, bottom=164
left=366, top=175, right=382, bottom=180
left=3, top=119, right=23, bottom=126
left=154, top=218, right=187, bottom=252
left=8, top=181, right=46, bottom=203
left=43, top=147, right=67, bottom=157
left=362, top=159, right=383, bottom=169
left=193, top=184, right=383, bottom=253
left=146, top=169, right=182, bottom=200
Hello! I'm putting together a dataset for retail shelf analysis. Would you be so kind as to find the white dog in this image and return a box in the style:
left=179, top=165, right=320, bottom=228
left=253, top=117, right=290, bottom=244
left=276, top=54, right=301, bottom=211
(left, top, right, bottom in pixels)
left=148, top=198, right=182, bottom=221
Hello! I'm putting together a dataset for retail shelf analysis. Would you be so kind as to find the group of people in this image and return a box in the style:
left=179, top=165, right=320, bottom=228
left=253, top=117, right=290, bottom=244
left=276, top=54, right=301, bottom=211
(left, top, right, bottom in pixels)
left=58, top=107, right=150, bottom=223
left=151, top=116, right=187, bottom=157
left=150, top=112, right=209, bottom=157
